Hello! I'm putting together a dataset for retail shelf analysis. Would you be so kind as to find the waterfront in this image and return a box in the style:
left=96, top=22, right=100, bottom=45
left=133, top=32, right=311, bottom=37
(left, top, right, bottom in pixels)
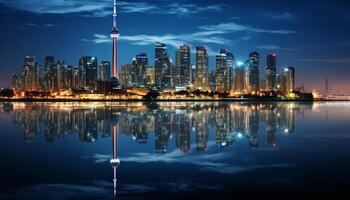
left=1, top=102, right=350, bottom=199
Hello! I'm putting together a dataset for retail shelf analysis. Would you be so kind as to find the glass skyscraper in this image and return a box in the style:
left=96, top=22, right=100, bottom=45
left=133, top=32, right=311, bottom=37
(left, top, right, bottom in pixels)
left=265, top=54, right=277, bottom=91
left=194, top=46, right=210, bottom=91
left=155, top=42, right=172, bottom=88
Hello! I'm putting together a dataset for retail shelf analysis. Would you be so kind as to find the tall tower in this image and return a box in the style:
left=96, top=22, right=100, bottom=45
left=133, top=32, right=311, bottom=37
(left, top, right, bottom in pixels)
left=111, top=0, right=120, bottom=79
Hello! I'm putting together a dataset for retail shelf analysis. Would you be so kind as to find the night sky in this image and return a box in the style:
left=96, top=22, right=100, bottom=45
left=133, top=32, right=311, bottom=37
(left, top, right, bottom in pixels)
left=0, top=0, right=349, bottom=93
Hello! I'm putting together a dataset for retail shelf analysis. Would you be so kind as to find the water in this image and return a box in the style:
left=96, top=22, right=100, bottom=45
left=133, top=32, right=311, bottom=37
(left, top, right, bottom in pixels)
left=0, top=101, right=350, bottom=199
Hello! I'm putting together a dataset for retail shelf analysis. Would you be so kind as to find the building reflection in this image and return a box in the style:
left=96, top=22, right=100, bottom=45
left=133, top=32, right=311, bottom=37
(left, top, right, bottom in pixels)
left=4, top=102, right=310, bottom=150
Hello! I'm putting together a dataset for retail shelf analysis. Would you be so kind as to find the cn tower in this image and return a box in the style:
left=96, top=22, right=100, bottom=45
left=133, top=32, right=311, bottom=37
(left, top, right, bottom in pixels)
left=111, top=0, right=120, bottom=79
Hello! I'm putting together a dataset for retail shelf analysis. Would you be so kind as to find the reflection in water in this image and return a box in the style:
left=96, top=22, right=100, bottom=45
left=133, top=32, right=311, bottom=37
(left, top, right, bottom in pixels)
left=4, top=102, right=308, bottom=149
left=1, top=102, right=312, bottom=197
left=3, top=102, right=350, bottom=199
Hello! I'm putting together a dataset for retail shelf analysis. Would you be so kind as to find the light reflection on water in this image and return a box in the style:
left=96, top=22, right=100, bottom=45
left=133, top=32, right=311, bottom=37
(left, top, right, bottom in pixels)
left=1, top=101, right=350, bottom=199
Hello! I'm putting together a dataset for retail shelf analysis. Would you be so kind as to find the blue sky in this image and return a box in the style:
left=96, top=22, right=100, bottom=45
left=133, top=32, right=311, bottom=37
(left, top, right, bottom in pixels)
left=0, top=0, right=349, bottom=93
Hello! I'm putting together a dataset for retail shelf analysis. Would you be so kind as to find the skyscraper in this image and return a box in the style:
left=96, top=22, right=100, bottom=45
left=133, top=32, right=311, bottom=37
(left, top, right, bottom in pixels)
left=248, top=52, right=259, bottom=92
left=121, top=64, right=133, bottom=87
left=234, top=62, right=245, bottom=92
left=79, top=56, right=98, bottom=91
left=155, top=42, right=172, bottom=88
left=194, top=46, right=210, bottom=91
left=57, top=60, right=66, bottom=91
left=12, top=73, right=22, bottom=90
left=111, top=0, right=120, bottom=80
left=146, top=67, right=155, bottom=86
left=99, top=61, right=111, bottom=81
left=176, top=45, right=191, bottom=87
left=215, top=49, right=229, bottom=93
left=131, top=53, right=148, bottom=86
left=265, top=54, right=277, bottom=91
left=22, top=56, right=40, bottom=91
left=73, top=67, right=82, bottom=89
left=65, top=65, right=74, bottom=90
left=281, top=66, right=295, bottom=93
left=226, top=51, right=234, bottom=92
left=43, top=56, right=55, bottom=91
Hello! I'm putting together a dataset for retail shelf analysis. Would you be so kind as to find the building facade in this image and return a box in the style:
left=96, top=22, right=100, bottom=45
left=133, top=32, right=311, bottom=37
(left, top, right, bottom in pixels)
left=155, top=42, right=172, bottom=88
left=265, top=54, right=277, bottom=91
left=194, top=46, right=210, bottom=91
left=248, top=51, right=259, bottom=92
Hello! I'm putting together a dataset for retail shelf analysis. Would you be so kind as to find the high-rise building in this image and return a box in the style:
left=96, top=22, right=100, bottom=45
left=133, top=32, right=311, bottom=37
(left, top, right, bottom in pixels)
left=191, top=65, right=196, bottom=84
left=22, top=56, right=40, bottom=91
left=234, top=62, right=245, bottom=92
left=98, top=61, right=111, bottom=81
left=281, top=66, right=295, bottom=93
left=73, top=67, right=81, bottom=89
left=248, top=52, right=259, bottom=92
left=215, top=49, right=229, bottom=93
left=65, top=65, right=74, bottom=89
left=176, top=45, right=191, bottom=87
left=57, top=60, right=66, bottom=91
left=226, top=51, right=234, bottom=92
left=131, top=53, right=148, bottom=86
left=265, top=54, right=277, bottom=91
left=155, top=42, right=172, bottom=88
left=209, top=70, right=216, bottom=92
left=43, top=56, right=55, bottom=91
left=146, top=67, right=155, bottom=86
left=121, top=64, right=133, bottom=88
left=79, top=56, right=98, bottom=91
left=194, top=46, right=210, bottom=91
left=12, top=73, right=22, bottom=90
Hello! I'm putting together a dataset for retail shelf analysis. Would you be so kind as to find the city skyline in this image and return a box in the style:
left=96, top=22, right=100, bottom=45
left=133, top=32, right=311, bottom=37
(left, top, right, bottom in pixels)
left=0, top=0, right=350, bottom=93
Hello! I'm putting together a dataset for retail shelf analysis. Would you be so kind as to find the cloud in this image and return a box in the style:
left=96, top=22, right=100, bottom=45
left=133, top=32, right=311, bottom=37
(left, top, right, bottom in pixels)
left=20, top=22, right=56, bottom=28
left=165, top=3, right=222, bottom=16
left=8, top=180, right=220, bottom=199
left=257, top=45, right=281, bottom=50
left=299, top=58, right=350, bottom=64
left=120, top=150, right=292, bottom=174
left=84, top=145, right=292, bottom=175
left=11, top=183, right=110, bottom=200
left=257, top=45, right=298, bottom=52
left=84, top=31, right=233, bottom=51
left=0, top=0, right=223, bottom=17
left=241, top=36, right=252, bottom=41
left=262, top=12, right=297, bottom=22
left=44, top=23, right=56, bottom=27
left=199, top=22, right=295, bottom=34
left=84, top=21, right=294, bottom=54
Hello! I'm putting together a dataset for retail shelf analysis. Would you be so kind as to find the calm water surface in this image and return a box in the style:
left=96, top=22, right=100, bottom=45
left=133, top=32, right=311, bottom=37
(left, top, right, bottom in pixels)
left=1, top=102, right=350, bottom=199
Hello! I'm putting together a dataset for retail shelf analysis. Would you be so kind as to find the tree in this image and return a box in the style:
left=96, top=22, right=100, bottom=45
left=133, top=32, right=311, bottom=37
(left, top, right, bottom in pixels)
left=0, top=88, right=14, bottom=98
left=144, top=90, right=160, bottom=100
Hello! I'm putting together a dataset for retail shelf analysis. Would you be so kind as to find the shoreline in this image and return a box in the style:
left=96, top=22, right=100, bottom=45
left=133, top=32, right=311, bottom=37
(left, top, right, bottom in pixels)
left=0, top=98, right=347, bottom=102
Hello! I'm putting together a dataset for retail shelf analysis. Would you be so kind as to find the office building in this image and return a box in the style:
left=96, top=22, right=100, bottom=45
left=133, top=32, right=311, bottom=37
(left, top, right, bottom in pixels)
left=265, top=54, right=277, bottom=91
left=98, top=61, right=111, bottom=82
left=155, top=42, right=172, bottom=88
left=248, top=51, right=259, bottom=92
left=194, top=46, right=210, bottom=91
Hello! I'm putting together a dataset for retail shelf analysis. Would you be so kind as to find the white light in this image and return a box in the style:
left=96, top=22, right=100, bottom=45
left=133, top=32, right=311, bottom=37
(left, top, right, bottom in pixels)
left=237, top=61, right=244, bottom=67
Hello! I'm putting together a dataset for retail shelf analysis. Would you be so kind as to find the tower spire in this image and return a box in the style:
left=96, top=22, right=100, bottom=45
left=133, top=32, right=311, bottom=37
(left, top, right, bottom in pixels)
left=113, top=0, right=117, bottom=29
left=111, top=0, right=120, bottom=79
